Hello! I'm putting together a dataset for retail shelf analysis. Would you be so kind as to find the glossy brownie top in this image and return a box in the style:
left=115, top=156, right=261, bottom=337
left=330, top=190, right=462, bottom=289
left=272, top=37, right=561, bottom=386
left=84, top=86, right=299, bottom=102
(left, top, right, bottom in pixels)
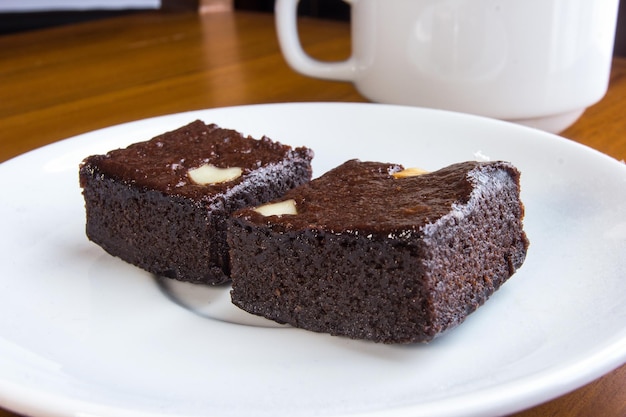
left=80, top=120, right=312, bottom=199
left=234, top=159, right=520, bottom=236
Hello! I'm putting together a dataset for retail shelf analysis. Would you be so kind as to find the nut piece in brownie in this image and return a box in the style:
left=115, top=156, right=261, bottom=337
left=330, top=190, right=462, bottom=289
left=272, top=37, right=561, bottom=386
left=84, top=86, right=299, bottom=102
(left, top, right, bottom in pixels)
left=227, top=159, right=529, bottom=343
left=79, top=120, right=313, bottom=284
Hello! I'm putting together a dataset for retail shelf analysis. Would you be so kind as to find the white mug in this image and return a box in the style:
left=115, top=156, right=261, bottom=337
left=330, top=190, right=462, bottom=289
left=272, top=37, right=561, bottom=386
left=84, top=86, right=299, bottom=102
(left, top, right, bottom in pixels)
left=275, top=0, right=619, bottom=133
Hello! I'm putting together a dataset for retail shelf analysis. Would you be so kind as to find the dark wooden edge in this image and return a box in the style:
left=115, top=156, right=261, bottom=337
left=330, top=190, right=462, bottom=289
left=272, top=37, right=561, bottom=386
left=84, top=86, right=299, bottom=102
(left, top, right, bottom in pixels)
left=0, top=1, right=199, bottom=35
left=161, top=0, right=199, bottom=12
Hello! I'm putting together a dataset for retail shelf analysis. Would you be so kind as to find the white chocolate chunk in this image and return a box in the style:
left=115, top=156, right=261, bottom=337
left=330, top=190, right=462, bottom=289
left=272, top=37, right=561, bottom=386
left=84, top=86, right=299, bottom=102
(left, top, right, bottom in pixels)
left=187, top=164, right=242, bottom=185
left=253, top=199, right=297, bottom=216
left=392, top=167, right=429, bottom=179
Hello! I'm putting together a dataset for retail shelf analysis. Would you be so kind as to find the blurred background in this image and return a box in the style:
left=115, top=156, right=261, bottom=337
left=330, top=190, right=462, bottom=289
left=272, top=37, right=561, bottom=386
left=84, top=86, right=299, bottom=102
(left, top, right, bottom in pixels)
left=1, top=0, right=624, bottom=57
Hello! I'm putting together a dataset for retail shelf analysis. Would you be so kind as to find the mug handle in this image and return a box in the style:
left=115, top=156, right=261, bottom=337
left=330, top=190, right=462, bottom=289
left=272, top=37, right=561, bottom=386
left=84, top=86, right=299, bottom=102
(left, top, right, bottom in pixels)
left=275, top=0, right=356, bottom=81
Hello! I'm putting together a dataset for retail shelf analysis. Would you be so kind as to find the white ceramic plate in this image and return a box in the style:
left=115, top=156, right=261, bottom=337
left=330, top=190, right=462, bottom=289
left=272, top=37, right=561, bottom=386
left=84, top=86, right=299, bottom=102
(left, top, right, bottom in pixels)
left=1, top=103, right=625, bottom=417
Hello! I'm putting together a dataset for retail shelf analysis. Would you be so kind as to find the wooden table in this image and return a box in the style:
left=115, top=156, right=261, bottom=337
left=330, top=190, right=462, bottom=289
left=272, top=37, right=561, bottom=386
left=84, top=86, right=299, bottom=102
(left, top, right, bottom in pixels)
left=1, top=10, right=624, bottom=417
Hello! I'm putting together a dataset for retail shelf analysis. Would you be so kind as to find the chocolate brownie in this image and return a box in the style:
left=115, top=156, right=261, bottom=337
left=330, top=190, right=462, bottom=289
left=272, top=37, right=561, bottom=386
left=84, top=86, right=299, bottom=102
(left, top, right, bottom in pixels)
left=79, top=120, right=313, bottom=284
left=227, top=159, right=529, bottom=343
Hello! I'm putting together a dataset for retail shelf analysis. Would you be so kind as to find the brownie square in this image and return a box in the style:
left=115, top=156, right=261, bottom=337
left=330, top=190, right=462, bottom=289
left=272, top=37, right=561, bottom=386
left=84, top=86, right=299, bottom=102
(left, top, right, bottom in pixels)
left=80, top=120, right=313, bottom=284
left=228, top=160, right=528, bottom=343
